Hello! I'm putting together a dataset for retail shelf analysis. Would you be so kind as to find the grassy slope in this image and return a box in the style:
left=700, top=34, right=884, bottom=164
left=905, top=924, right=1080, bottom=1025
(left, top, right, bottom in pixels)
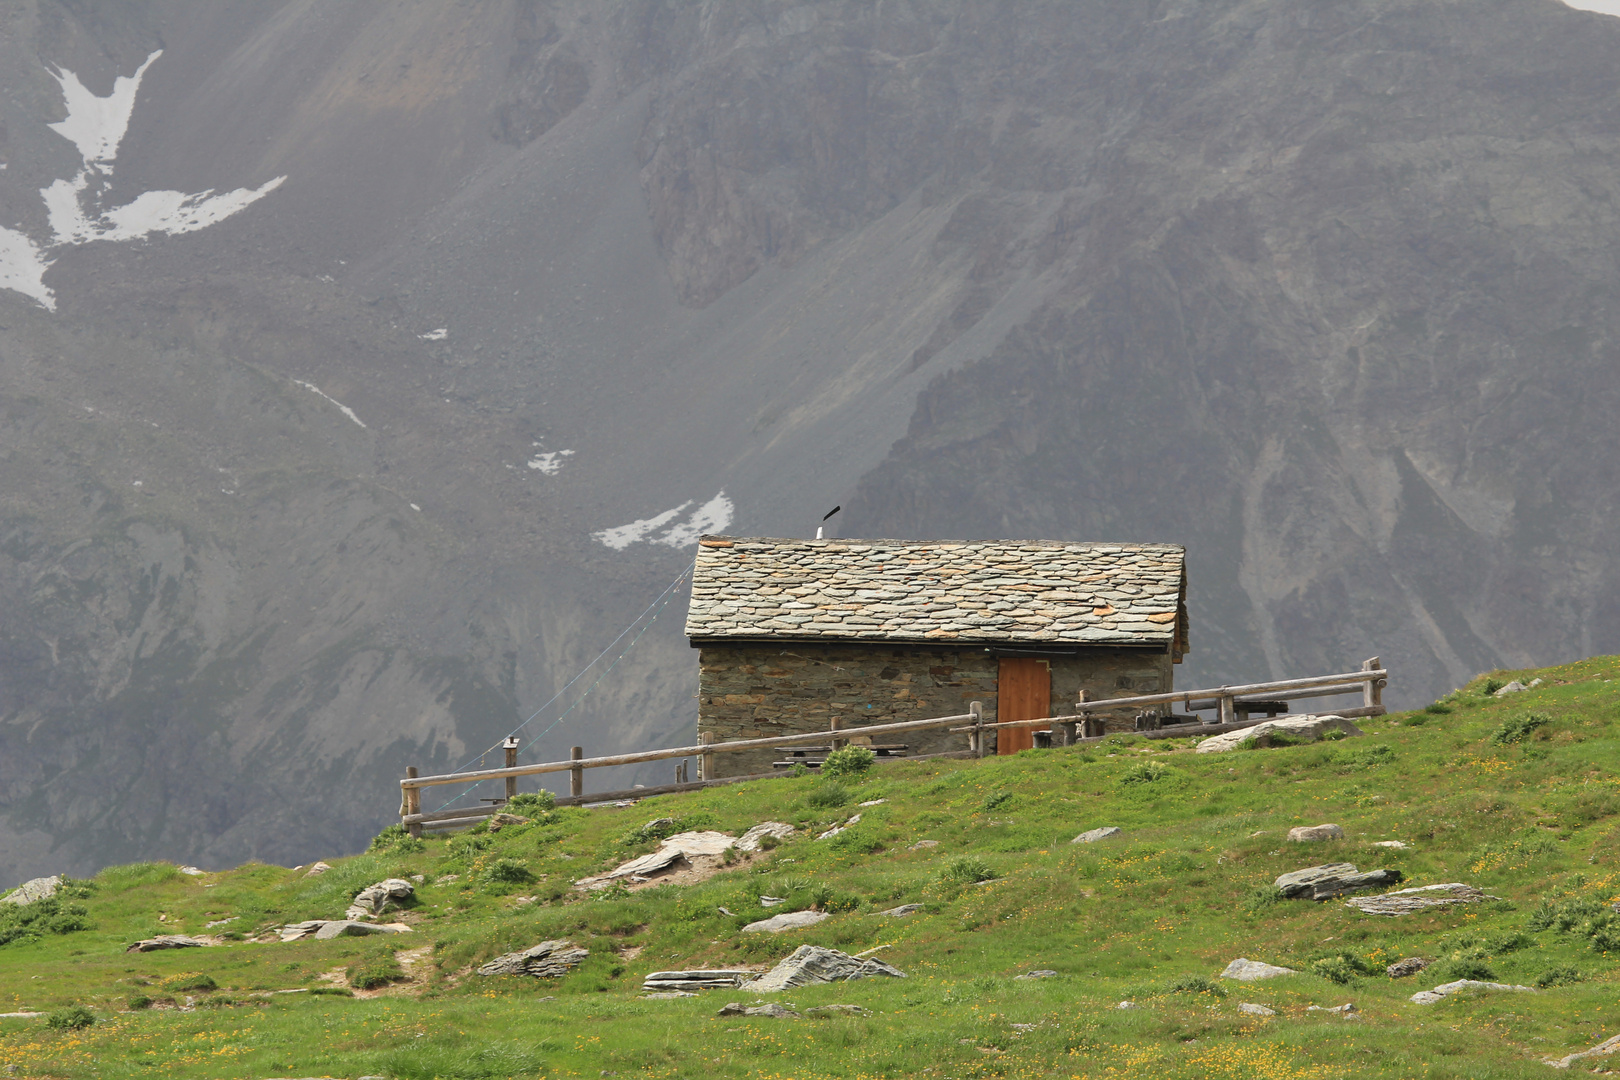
left=1, top=659, right=1617, bottom=1079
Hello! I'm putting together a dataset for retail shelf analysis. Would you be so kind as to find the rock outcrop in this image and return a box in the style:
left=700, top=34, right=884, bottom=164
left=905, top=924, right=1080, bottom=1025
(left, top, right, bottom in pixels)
left=744, top=946, right=907, bottom=993
left=476, top=940, right=590, bottom=978
left=346, top=879, right=415, bottom=919
left=0, top=877, right=61, bottom=906
left=642, top=970, right=756, bottom=993
left=1411, top=979, right=1534, bottom=1005
left=1344, top=884, right=1495, bottom=916
left=575, top=831, right=737, bottom=890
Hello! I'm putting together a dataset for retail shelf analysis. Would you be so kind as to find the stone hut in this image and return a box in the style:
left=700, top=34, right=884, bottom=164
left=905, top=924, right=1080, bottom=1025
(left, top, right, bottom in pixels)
left=685, top=536, right=1188, bottom=776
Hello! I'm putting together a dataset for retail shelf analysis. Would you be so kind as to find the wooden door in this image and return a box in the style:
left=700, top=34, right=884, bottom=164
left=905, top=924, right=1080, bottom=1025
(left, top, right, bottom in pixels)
left=996, top=658, right=1050, bottom=755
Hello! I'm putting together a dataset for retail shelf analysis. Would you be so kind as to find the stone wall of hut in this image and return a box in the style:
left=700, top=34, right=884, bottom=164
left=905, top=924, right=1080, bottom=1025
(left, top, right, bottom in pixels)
left=695, top=642, right=1174, bottom=777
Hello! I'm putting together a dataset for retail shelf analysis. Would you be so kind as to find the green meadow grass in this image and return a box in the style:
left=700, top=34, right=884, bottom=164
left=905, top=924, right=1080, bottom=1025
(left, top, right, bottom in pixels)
left=2, top=658, right=1618, bottom=1078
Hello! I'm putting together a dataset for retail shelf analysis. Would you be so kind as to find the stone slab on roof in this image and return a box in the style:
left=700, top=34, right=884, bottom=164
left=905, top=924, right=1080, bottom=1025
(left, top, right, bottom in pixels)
left=685, top=536, right=1187, bottom=655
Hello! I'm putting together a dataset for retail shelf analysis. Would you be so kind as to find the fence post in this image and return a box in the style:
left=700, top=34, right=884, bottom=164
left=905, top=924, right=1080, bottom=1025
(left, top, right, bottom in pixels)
left=830, top=716, right=846, bottom=753
left=1078, top=690, right=1100, bottom=739
left=970, top=700, right=984, bottom=758
left=1218, top=690, right=1235, bottom=726
left=404, top=767, right=421, bottom=838
left=570, top=746, right=584, bottom=800
left=503, top=737, right=519, bottom=803
left=699, top=732, right=715, bottom=782
left=1362, top=657, right=1384, bottom=710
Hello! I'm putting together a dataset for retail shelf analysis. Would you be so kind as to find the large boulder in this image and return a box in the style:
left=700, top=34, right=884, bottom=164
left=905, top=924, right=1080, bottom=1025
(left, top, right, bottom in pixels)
left=0, top=876, right=61, bottom=906
left=742, top=910, right=830, bottom=934
left=1274, top=864, right=1402, bottom=900
left=745, top=946, right=906, bottom=992
left=346, top=878, right=415, bottom=919
left=477, top=940, right=590, bottom=978
left=1220, top=958, right=1296, bottom=981
left=1196, top=716, right=1364, bottom=754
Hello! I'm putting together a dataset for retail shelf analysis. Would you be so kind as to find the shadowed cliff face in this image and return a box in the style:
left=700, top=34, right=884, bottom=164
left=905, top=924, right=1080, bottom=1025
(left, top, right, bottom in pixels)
left=2, top=0, right=1619, bottom=881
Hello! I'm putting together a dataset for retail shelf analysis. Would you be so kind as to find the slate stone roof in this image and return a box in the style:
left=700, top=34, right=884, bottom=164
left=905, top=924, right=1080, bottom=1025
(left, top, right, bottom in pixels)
left=685, top=536, right=1187, bottom=656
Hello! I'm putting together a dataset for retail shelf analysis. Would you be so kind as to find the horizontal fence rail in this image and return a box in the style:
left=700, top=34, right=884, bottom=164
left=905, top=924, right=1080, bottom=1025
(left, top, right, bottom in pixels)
left=397, top=658, right=1387, bottom=833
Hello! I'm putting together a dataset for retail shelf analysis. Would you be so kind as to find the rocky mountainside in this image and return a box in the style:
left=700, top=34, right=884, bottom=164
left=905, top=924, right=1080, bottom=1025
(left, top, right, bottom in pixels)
left=2, top=0, right=1619, bottom=882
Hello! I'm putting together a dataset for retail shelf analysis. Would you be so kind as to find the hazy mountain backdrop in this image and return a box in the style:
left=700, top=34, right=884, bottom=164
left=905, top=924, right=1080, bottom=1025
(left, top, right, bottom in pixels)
left=3, top=0, right=1620, bottom=882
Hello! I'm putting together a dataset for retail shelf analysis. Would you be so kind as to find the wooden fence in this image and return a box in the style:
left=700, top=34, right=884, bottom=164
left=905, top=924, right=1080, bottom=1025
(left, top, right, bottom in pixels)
left=398, top=658, right=1387, bottom=834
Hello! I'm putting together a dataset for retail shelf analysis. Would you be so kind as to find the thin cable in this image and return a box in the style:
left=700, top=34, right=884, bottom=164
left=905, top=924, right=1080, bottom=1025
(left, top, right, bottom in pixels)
left=431, top=566, right=691, bottom=810
left=440, top=566, right=691, bottom=777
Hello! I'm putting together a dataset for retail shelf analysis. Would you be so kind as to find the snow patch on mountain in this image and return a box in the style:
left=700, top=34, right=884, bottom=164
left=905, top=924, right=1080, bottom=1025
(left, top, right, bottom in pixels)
left=47, top=51, right=160, bottom=168
left=292, top=380, right=367, bottom=429
left=527, top=448, right=574, bottom=475
left=594, top=492, right=735, bottom=550
left=0, top=51, right=286, bottom=309
left=0, top=228, right=54, bottom=310
left=45, top=173, right=286, bottom=245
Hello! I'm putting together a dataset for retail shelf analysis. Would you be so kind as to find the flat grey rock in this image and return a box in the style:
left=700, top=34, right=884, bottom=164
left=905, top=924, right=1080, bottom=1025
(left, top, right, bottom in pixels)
left=744, top=945, right=906, bottom=992
left=1016, top=970, right=1059, bottom=980
left=1237, top=1002, right=1276, bottom=1016
left=1546, top=1032, right=1620, bottom=1070
left=878, top=904, right=922, bottom=917
left=477, top=939, right=589, bottom=978
left=1220, top=958, right=1297, bottom=982
left=641, top=991, right=696, bottom=999
left=1345, top=883, right=1494, bottom=916
left=643, top=969, right=755, bottom=991
left=718, top=1001, right=799, bottom=1018
left=576, top=831, right=737, bottom=889
left=1286, top=824, right=1344, bottom=842
left=0, top=876, right=61, bottom=906
left=1308, top=1002, right=1358, bottom=1015
left=126, top=935, right=208, bottom=953
left=1071, top=827, right=1122, bottom=844
left=805, top=1004, right=869, bottom=1017
left=1494, top=680, right=1528, bottom=696
left=1411, top=979, right=1534, bottom=1004
left=313, top=920, right=412, bottom=940
left=742, top=910, right=830, bottom=934
left=1196, top=716, right=1364, bottom=754
left=909, top=840, right=940, bottom=850
left=736, top=822, right=796, bottom=852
